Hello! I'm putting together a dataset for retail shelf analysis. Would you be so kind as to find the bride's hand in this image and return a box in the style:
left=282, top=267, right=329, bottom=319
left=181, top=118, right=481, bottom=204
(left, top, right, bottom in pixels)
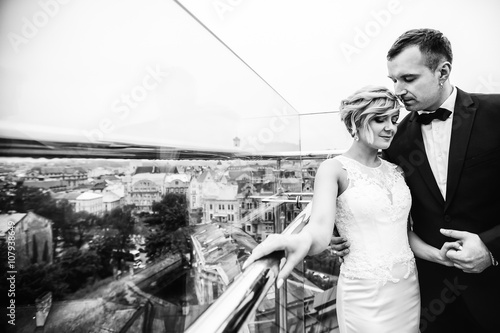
left=242, top=233, right=312, bottom=288
left=439, top=241, right=463, bottom=266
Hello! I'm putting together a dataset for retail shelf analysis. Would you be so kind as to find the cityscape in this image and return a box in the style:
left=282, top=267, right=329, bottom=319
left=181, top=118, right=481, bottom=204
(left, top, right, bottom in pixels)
left=0, top=156, right=341, bottom=332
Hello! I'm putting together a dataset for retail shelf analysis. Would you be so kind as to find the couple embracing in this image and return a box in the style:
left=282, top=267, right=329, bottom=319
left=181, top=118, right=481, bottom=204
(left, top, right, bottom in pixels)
left=243, top=28, right=500, bottom=333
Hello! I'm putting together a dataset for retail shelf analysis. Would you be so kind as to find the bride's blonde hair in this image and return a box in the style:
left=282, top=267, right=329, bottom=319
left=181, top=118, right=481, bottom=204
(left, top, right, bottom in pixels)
left=339, top=86, right=400, bottom=144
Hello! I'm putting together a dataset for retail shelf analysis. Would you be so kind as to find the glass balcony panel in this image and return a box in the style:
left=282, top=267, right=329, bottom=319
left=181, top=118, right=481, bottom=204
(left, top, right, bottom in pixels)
left=299, top=114, right=352, bottom=153
left=0, top=0, right=301, bottom=155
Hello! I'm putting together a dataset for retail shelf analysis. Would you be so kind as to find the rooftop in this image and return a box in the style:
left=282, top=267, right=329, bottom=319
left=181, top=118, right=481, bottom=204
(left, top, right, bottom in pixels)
left=0, top=212, right=26, bottom=234
left=77, top=192, right=103, bottom=200
left=102, top=191, right=121, bottom=203
left=165, top=173, right=191, bottom=183
left=131, top=173, right=167, bottom=185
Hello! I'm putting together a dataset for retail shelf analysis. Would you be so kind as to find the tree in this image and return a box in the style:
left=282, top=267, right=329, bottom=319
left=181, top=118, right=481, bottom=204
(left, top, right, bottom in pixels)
left=143, top=215, right=162, bottom=225
left=146, top=193, right=190, bottom=260
left=51, top=199, right=75, bottom=250
left=145, top=226, right=193, bottom=261
left=11, top=185, right=55, bottom=216
left=71, top=211, right=98, bottom=248
left=91, top=234, right=120, bottom=277
left=91, top=206, right=136, bottom=275
left=103, top=206, right=135, bottom=252
left=151, top=193, right=189, bottom=232
left=59, top=248, right=102, bottom=292
left=145, top=229, right=173, bottom=260
left=16, top=248, right=103, bottom=304
left=17, top=264, right=54, bottom=304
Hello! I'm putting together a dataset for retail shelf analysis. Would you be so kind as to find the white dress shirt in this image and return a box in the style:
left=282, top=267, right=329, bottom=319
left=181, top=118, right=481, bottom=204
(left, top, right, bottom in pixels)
left=419, top=86, right=457, bottom=199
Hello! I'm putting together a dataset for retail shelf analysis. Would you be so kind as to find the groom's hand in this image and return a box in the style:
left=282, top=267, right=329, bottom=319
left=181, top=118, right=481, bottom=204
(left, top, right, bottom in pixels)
left=440, top=229, right=492, bottom=273
left=330, top=235, right=350, bottom=262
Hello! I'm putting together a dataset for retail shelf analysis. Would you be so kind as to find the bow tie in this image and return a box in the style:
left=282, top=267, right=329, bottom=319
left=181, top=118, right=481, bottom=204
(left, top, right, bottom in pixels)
left=416, top=108, right=452, bottom=125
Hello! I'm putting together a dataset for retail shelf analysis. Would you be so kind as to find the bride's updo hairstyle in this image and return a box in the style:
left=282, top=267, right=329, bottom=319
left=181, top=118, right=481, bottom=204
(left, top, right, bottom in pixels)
left=339, top=86, right=400, bottom=144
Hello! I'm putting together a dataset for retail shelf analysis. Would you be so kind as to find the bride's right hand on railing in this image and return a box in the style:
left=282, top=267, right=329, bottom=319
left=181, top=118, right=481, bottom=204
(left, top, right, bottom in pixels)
left=242, top=233, right=312, bottom=289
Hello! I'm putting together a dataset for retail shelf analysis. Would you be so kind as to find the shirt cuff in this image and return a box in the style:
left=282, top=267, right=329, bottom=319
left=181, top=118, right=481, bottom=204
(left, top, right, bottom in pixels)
left=490, top=251, right=499, bottom=267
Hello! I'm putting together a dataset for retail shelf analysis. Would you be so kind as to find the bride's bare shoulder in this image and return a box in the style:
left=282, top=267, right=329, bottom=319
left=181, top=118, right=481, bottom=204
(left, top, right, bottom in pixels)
left=317, top=158, right=346, bottom=177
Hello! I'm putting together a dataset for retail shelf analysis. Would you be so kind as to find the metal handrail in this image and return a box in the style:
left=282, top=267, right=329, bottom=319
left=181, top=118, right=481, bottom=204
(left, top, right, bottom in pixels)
left=185, top=203, right=312, bottom=333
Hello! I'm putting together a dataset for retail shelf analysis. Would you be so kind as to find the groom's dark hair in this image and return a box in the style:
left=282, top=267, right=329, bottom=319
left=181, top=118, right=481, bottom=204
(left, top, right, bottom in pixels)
left=387, top=28, right=453, bottom=71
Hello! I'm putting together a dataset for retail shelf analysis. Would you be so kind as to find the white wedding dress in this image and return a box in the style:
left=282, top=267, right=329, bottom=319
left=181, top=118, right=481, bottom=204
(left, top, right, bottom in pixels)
left=334, top=155, right=420, bottom=333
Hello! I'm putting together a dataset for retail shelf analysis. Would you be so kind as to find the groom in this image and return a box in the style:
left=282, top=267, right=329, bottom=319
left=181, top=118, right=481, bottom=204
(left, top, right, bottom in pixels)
left=332, top=28, right=500, bottom=332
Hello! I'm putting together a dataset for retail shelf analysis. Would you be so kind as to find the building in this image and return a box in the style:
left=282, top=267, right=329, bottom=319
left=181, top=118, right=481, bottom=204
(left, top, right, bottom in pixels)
left=51, top=191, right=79, bottom=208
left=190, top=224, right=244, bottom=305
left=203, top=184, right=239, bottom=224
left=226, top=165, right=275, bottom=185
left=189, top=170, right=241, bottom=224
left=23, top=179, right=66, bottom=192
left=90, top=181, right=107, bottom=193
left=0, top=211, right=53, bottom=269
left=87, top=167, right=114, bottom=178
left=75, top=192, right=104, bottom=215
left=102, top=182, right=126, bottom=201
left=165, top=174, right=191, bottom=195
left=24, top=166, right=88, bottom=191
left=188, top=170, right=217, bottom=211
left=188, top=169, right=218, bottom=212
left=128, top=173, right=167, bottom=212
left=188, top=176, right=202, bottom=211
left=280, top=177, right=302, bottom=193
left=102, top=191, right=123, bottom=212
left=133, top=165, right=178, bottom=175
left=237, top=183, right=278, bottom=241
left=301, top=160, right=320, bottom=193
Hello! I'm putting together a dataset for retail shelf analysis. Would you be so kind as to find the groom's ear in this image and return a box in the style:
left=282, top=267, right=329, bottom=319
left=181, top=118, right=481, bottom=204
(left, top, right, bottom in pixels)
left=437, top=61, right=452, bottom=82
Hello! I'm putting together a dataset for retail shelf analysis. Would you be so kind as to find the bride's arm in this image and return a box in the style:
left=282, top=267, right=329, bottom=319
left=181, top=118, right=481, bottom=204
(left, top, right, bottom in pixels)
left=304, top=158, right=343, bottom=255
left=407, top=217, right=462, bottom=266
left=243, top=158, right=343, bottom=282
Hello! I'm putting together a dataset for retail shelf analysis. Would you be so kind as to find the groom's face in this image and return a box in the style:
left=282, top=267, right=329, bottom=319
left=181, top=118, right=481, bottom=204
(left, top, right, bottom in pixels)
left=387, top=45, right=442, bottom=112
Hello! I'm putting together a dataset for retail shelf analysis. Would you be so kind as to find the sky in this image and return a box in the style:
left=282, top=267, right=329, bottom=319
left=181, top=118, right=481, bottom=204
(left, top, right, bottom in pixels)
left=1, top=0, right=499, bottom=155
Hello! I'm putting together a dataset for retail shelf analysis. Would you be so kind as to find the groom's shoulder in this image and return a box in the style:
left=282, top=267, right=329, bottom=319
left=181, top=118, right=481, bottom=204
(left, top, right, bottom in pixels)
left=463, top=89, right=500, bottom=100
left=458, top=89, right=500, bottom=126
left=458, top=87, right=500, bottom=108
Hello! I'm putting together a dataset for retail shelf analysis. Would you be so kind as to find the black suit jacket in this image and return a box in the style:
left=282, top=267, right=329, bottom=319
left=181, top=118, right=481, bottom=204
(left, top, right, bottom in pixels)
left=384, top=88, right=500, bottom=330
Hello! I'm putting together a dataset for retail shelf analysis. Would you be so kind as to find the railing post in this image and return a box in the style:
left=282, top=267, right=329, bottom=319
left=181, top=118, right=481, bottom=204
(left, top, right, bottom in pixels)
left=275, top=279, right=288, bottom=333
left=275, top=209, right=287, bottom=333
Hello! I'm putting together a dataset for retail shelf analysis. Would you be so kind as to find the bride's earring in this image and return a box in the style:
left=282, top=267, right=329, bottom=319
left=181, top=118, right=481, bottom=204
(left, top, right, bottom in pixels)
left=351, top=127, right=359, bottom=141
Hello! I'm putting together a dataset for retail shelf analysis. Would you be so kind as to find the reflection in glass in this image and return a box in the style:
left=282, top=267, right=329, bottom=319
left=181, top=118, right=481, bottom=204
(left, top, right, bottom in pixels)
left=0, top=155, right=345, bottom=332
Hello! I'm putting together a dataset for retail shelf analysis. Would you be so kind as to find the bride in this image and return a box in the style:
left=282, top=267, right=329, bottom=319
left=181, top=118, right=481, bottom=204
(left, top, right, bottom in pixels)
left=243, top=86, right=461, bottom=332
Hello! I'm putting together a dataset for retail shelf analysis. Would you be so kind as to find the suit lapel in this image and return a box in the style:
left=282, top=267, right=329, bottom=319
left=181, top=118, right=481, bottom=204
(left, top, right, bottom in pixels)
left=445, top=89, right=477, bottom=210
left=406, top=112, right=445, bottom=205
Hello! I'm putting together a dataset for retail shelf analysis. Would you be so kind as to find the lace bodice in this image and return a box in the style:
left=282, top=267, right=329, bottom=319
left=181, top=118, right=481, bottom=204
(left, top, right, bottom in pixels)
left=334, top=155, right=415, bottom=285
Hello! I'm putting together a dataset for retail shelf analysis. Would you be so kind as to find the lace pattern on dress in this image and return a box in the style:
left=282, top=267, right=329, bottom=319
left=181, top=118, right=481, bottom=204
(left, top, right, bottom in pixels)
left=334, top=155, right=415, bottom=285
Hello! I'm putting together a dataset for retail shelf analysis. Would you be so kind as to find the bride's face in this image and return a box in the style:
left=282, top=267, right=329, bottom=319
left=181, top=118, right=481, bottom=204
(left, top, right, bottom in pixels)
left=359, top=109, right=399, bottom=149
